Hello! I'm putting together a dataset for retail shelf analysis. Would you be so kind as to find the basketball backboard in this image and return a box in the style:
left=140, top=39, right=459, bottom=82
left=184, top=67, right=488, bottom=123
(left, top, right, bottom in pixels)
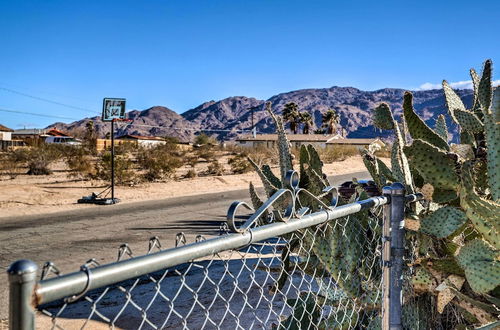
left=102, top=98, right=126, bottom=122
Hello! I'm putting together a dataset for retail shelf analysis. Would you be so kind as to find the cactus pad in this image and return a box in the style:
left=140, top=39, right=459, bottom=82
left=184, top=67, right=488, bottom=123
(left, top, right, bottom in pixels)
left=454, top=108, right=484, bottom=133
left=373, top=103, right=394, bottom=130
left=483, top=88, right=500, bottom=200
left=478, top=59, right=492, bottom=111
left=442, top=80, right=467, bottom=124
left=432, top=188, right=458, bottom=203
left=456, top=239, right=500, bottom=294
left=403, top=139, right=460, bottom=191
left=434, top=114, right=448, bottom=142
left=403, top=92, right=449, bottom=151
left=412, top=267, right=436, bottom=293
left=429, top=258, right=464, bottom=276
left=419, top=207, right=467, bottom=238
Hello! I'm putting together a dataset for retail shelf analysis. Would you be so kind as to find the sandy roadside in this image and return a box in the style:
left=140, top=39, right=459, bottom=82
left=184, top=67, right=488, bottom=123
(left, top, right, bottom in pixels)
left=0, top=156, right=378, bottom=219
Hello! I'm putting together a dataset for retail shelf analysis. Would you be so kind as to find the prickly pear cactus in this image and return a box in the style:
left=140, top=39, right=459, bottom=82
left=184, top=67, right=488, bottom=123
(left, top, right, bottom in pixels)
left=364, top=59, right=500, bottom=328
left=249, top=102, right=382, bottom=328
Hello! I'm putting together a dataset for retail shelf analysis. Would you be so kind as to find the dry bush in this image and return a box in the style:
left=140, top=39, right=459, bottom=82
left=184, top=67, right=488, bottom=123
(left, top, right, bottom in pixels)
left=137, top=143, right=183, bottom=181
left=65, top=147, right=96, bottom=179
left=195, top=145, right=215, bottom=162
left=374, top=143, right=391, bottom=158
left=194, top=133, right=218, bottom=146
left=25, top=144, right=63, bottom=175
left=244, top=145, right=279, bottom=166
left=0, top=148, right=31, bottom=178
left=185, top=169, right=197, bottom=178
left=318, top=145, right=359, bottom=163
left=95, top=152, right=136, bottom=185
left=206, top=160, right=224, bottom=176
left=228, top=154, right=252, bottom=174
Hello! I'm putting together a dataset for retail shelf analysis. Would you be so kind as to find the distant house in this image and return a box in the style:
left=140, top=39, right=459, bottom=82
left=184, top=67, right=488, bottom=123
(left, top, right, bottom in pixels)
left=0, top=124, right=14, bottom=141
left=46, top=128, right=71, bottom=137
left=116, top=135, right=167, bottom=147
left=11, top=128, right=48, bottom=140
left=0, top=124, right=27, bottom=150
left=236, top=133, right=385, bottom=150
left=12, top=128, right=73, bottom=146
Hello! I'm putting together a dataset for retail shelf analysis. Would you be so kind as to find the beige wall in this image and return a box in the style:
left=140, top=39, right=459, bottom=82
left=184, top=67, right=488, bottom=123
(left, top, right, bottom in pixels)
left=0, top=132, right=12, bottom=141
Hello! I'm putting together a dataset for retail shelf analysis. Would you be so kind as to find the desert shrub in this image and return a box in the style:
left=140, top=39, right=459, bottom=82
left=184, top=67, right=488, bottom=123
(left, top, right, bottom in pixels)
left=65, top=147, right=96, bottom=179
left=206, top=160, right=224, bottom=176
left=195, top=145, right=215, bottom=162
left=95, top=152, right=136, bottom=185
left=137, top=143, right=183, bottom=181
left=194, top=133, right=217, bottom=146
left=26, top=144, right=63, bottom=175
left=318, top=145, right=358, bottom=163
left=228, top=154, right=252, bottom=174
left=373, top=143, right=391, bottom=158
left=185, top=169, right=197, bottom=178
left=245, top=145, right=279, bottom=166
left=114, top=141, right=140, bottom=154
left=0, top=148, right=31, bottom=178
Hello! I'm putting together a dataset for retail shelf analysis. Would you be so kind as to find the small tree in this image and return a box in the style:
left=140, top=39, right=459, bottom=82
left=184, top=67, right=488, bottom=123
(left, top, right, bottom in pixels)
left=299, top=112, right=313, bottom=134
left=322, top=109, right=340, bottom=135
left=282, top=102, right=300, bottom=134
left=83, top=121, right=97, bottom=153
left=194, top=133, right=217, bottom=146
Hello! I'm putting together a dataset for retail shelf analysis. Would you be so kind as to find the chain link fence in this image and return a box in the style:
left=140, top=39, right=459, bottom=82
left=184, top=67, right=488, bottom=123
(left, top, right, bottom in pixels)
left=8, top=182, right=422, bottom=329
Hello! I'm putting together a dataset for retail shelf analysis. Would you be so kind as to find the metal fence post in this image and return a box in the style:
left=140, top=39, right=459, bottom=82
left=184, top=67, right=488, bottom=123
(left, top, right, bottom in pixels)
left=382, top=182, right=405, bottom=330
left=7, top=259, right=37, bottom=330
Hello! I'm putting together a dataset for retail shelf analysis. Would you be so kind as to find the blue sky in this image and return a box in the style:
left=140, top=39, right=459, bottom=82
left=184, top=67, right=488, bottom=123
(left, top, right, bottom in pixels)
left=0, top=0, right=498, bottom=128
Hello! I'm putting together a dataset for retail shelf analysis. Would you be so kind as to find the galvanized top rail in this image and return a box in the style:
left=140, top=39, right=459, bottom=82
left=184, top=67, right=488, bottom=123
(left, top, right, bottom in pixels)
left=32, top=193, right=410, bottom=306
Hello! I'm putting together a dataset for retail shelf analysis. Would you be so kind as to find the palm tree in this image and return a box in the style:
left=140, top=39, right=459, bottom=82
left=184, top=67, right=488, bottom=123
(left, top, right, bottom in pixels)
left=282, top=102, right=300, bottom=134
left=322, top=109, right=340, bottom=135
left=299, top=112, right=313, bottom=134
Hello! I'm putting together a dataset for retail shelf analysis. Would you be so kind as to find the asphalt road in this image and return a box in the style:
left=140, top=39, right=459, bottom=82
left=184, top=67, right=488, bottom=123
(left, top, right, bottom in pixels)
left=0, top=170, right=369, bottom=320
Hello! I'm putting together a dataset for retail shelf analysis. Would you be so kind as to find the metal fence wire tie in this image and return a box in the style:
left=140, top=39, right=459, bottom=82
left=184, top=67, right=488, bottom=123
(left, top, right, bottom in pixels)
left=40, top=261, right=61, bottom=280
left=64, top=259, right=99, bottom=303
left=148, top=236, right=162, bottom=253
left=175, top=232, right=186, bottom=247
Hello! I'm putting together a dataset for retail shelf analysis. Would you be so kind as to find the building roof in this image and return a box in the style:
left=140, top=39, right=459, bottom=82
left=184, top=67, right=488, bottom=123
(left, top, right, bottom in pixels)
left=0, top=124, right=14, bottom=132
left=236, top=134, right=339, bottom=142
left=117, top=134, right=165, bottom=141
left=326, top=138, right=383, bottom=145
left=46, top=128, right=70, bottom=137
left=12, top=128, right=48, bottom=135
left=236, top=134, right=383, bottom=145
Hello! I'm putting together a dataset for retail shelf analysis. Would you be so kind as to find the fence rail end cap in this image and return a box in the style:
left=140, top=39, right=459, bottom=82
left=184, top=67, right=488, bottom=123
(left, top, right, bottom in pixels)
left=7, top=259, right=37, bottom=281
left=382, top=182, right=405, bottom=196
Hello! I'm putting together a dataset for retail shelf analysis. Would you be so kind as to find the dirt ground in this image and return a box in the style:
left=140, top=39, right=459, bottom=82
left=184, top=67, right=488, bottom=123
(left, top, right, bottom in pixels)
left=0, top=155, right=375, bottom=219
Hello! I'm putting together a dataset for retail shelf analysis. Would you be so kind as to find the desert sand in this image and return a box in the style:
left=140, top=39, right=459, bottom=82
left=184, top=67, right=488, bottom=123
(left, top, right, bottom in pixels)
left=0, top=156, right=374, bottom=219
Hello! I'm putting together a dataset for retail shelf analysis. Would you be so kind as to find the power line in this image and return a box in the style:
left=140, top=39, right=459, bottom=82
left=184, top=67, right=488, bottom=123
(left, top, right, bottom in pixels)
left=0, top=86, right=100, bottom=116
left=0, top=108, right=81, bottom=121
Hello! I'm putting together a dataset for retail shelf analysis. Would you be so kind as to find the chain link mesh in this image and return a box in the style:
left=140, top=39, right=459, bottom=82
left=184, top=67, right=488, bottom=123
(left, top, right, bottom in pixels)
left=37, top=205, right=385, bottom=329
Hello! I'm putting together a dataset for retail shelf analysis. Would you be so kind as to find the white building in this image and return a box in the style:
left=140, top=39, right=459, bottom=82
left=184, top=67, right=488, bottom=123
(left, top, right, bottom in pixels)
left=117, top=134, right=167, bottom=147
left=0, top=124, right=13, bottom=141
left=236, top=133, right=385, bottom=150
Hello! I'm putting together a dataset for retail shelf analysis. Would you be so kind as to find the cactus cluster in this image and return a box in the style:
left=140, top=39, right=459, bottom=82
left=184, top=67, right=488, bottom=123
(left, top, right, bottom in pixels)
left=249, top=103, right=382, bottom=328
left=364, top=59, right=500, bottom=327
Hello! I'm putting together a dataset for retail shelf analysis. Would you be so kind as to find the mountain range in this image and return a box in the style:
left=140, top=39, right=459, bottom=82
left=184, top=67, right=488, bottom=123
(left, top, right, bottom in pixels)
left=49, top=86, right=473, bottom=142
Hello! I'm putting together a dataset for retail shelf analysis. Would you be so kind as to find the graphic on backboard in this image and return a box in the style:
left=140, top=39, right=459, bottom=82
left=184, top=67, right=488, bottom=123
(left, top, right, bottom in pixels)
left=102, top=98, right=126, bottom=121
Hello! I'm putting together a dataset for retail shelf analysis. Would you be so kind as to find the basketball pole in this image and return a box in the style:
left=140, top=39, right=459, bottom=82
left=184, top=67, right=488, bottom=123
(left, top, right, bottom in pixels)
left=111, top=119, right=115, bottom=203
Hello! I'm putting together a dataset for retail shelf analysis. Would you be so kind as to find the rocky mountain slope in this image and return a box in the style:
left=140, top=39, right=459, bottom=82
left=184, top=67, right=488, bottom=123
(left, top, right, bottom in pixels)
left=49, top=86, right=473, bottom=142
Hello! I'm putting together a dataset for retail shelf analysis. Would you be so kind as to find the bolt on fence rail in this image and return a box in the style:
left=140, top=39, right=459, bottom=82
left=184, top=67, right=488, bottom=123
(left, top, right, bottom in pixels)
left=8, top=179, right=422, bottom=330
